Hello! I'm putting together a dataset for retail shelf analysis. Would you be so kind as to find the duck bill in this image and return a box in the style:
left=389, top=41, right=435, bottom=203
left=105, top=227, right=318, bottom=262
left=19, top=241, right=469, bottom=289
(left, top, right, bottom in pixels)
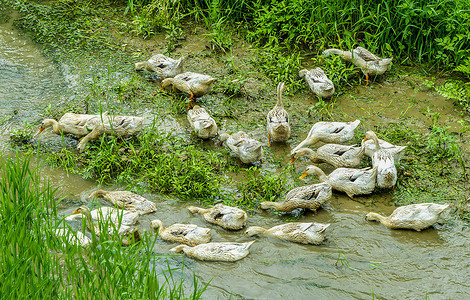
left=34, top=126, right=45, bottom=137
left=362, top=137, right=368, bottom=143
left=289, top=156, right=296, bottom=164
left=72, top=209, right=80, bottom=214
left=299, top=172, right=307, bottom=180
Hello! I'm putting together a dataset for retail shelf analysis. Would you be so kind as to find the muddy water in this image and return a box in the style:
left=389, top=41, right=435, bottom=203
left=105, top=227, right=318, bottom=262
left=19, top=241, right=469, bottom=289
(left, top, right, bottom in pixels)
left=3, top=16, right=470, bottom=300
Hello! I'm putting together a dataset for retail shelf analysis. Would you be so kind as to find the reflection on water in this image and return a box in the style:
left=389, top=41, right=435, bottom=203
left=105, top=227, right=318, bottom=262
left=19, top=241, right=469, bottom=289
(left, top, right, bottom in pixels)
left=2, top=12, right=470, bottom=300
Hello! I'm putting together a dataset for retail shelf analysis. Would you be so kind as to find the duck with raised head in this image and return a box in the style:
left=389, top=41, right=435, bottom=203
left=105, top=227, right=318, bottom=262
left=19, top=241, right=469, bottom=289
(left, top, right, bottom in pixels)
left=188, top=204, right=247, bottom=230
left=290, top=142, right=365, bottom=168
left=135, top=54, right=185, bottom=79
left=291, top=119, right=361, bottom=154
left=245, top=222, right=330, bottom=245
left=150, top=219, right=211, bottom=245
left=219, top=131, right=263, bottom=164
left=89, top=190, right=157, bottom=215
left=363, top=131, right=397, bottom=189
left=187, top=105, right=218, bottom=139
left=260, top=182, right=332, bottom=213
left=266, top=82, right=290, bottom=146
left=364, top=136, right=407, bottom=162
left=299, top=67, right=335, bottom=98
left=322, top=46, right=393, bottom=85
left=170, top=241, right=255, bottom=262
left=161, top=72, right=216, bottom=102
left=365, top=203, right=450, bottom=231
left=300, top=165, right=377, bottom=198
left=69, top=206, right=140, bottom=245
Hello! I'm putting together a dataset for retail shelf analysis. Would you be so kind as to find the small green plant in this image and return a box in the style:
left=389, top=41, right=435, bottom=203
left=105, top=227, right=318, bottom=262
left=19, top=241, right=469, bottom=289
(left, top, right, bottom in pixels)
left=9, top=122, right=36, bottom=149
left=253, top=48, right=304, bottom=92
left=333, top=250, right=358, bottom=271
left=203, top=16, right=234, bottom=53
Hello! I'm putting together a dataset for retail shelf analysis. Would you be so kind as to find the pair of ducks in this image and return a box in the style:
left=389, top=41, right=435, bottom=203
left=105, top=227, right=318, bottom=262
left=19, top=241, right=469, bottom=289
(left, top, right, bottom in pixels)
left=37, top=112, right=144, bottom=152
left=135, top=53, right=216, bottom=104
left=60, top=190, right=158, bottom=247
left=297, top=46, right=393, bottom=99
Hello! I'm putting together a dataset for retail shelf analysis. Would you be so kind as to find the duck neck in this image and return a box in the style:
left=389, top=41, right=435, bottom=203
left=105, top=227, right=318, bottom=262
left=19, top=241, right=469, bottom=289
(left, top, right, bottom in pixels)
left=276, top=82, right=285, bottom=108
left=371, top=134, right=380, bottom=150
left=366, top=212, right=391, bottom=227
left=90, top=190, right=108, bottom=199
left=151, top=220, right=165, bottom=233
left=43, top=119, right=60, bottom=134
left=313, top=168, right=328, bottom=183
left=171, top=244, right=189, bottom=253
left=188, top=206, right=207, bottom=214
left=246, top=226, right=267, bottom=236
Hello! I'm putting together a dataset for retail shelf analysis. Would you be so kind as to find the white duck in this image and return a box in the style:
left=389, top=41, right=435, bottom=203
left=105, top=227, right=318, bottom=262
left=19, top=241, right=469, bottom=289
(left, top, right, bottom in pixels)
left=65, top=205, right=139, bottom=226
left=322, top=46, right=393, bottom=85
left=290, top=143, right=365, bottom=168
left=54, top=228, right=91, bottom=247
left=219, top=131, right=263, bottom=164
left=69, top=206, right=140, bottom=245
left=364, top=137, right=407, bottom=162
left=291, top=120, right=360, bottom=154
left=37, top=112, right=143, bottom=152
left=188, top=204, right=247, bottom=230
left=260, top=182, right=332, bottom=213
left=170, top=241, right=255, bottom=262
left=245, top=222, right=330, bottom=245
left=365, top=203, right=450, bottom=231
left=299, top=67, right=335, bottom=98
left=135, top=54, right=185, bottom=79
left=187, top=105, right=218, bottom=139
left=76, top=114, right=144, bottom=152
left=161, top=72, right=216, bottom=100
left=300, top=165, right=377, bottom=198
left=364, top=131, right=397, bottom=189
left=89, top=190, right=157, bottom=215
left=266, top=82, right=290, bottom=146
left=150, top=219, right=211, bottom=245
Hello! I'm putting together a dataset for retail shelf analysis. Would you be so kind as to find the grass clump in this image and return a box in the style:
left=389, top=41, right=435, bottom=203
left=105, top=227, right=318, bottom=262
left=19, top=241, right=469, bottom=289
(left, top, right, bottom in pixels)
left=233, top=167, right=293, bottom=212
left=45, top=123, right=233, bottom=202
left=0, top=153, right=207, bottom=298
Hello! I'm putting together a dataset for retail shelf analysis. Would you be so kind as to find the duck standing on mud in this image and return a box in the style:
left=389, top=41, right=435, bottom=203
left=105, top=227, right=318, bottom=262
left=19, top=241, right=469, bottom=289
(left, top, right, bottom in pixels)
left=135, top=54, right=185, bottom=79
left=322, top=46, right=393, bottom=85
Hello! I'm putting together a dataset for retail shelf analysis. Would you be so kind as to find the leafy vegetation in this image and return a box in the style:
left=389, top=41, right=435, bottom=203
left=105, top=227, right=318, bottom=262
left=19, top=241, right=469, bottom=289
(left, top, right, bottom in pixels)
left=0, top=153, right=207, bottom=298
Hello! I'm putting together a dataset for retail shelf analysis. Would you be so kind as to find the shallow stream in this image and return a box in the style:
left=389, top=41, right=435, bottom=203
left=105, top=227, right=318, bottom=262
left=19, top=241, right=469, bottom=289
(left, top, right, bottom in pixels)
left=2, top=15, right=470, bottom=299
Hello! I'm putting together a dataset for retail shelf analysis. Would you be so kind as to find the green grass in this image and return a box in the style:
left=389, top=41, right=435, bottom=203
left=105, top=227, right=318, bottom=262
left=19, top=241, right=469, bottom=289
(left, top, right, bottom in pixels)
left=0, top=153, right=207, bottom=298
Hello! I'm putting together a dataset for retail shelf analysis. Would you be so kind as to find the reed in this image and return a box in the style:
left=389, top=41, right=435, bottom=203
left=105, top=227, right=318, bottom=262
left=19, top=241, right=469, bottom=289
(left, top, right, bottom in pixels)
left=0, top=153, right=207, bottom=298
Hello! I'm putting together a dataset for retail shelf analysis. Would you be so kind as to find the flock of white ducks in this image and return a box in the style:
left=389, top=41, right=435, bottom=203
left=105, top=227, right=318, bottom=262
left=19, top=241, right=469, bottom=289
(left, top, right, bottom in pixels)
left=53, top=48, right=449, bottom=261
